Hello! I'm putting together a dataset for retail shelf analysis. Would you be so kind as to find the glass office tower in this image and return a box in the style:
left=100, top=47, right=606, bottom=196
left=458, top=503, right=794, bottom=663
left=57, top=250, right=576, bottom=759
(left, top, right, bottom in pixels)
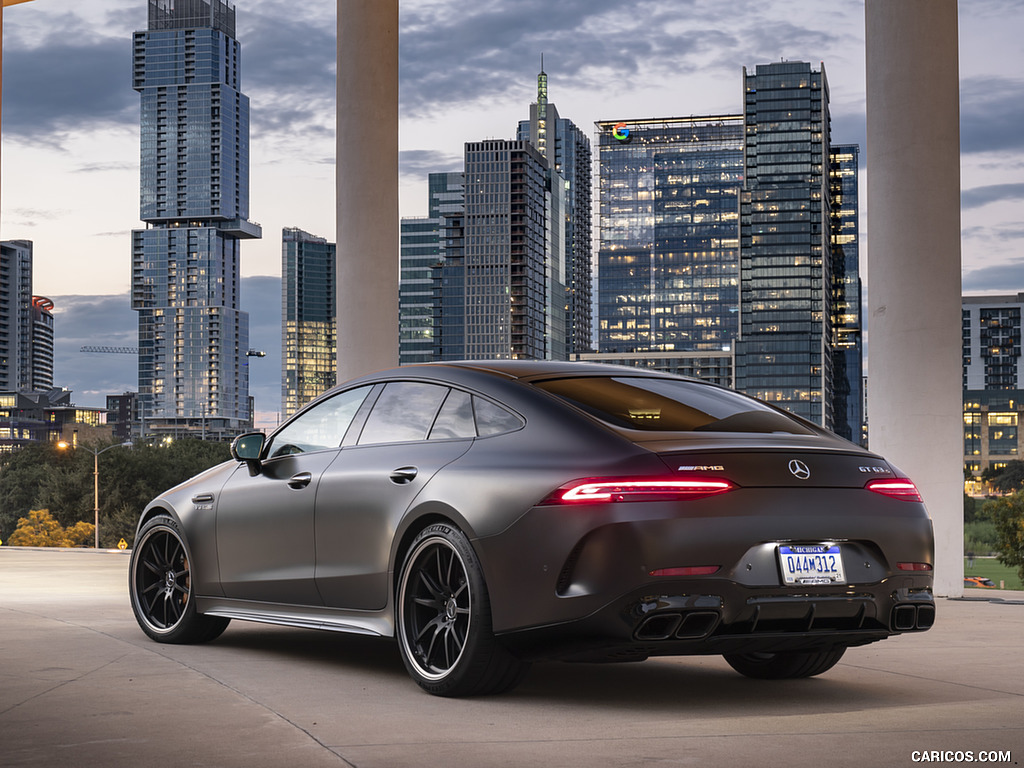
left=400, top=173, right=465, bottom=365
left=400, top=217, right=441, bottom=365
left=464, top=140, right=550, bottom=359
left=593, top=116, right=744, bottom=385
left=830, top=144, right=863, bottom=443
left=431, top=141, right=549, bottom=360
left=282, top=228, right=336, bottom=417
left=131, top=0, right=260, bottom=437
left=735, top=61, right=833, bottom=429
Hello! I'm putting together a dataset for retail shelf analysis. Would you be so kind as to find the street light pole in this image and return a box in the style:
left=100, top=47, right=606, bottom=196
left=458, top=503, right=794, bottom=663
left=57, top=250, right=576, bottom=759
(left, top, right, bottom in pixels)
left=58, top=440, right=133, bottom=548
left=93, top=450, right=99, bottom=549
left=88, top=442, right=133, bottom=549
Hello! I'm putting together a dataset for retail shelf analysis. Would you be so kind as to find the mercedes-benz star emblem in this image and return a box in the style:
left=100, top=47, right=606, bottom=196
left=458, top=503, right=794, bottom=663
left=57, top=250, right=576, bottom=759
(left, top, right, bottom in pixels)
left=788, top=459, right=811, bottom=480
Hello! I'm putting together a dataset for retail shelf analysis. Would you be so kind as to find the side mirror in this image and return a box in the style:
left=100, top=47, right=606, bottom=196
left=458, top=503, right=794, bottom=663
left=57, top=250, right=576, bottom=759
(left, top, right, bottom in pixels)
left=231, top=432, right=266, bottom=475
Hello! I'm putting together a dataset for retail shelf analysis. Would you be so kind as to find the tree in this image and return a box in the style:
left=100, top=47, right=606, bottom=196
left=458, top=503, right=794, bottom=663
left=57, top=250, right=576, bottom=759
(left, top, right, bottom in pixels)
left=990, top=491, right=1024, bottom=584
left=0, top=443, right=74, bottom=542
left=964, top=493, right=979, bottom=523
left=984, top=460, right=1024, bottom=494
left=6, top=509, right=95, bottom=548
left=0, top=438, right=231, bottom=546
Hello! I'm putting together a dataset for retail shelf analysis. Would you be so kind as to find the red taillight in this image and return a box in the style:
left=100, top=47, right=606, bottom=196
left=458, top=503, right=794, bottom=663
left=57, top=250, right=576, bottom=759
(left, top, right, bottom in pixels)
left=897, top=562, right=933, bottom=572
left=649, top=566, right=721, bottom=577
left=540, top=477, right=736, bottom=505
left=866, top=478, right=923, bottom=502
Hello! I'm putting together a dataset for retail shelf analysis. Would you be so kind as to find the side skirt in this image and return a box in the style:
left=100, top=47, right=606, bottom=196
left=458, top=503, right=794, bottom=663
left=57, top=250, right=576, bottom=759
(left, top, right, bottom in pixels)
left=195, top=596, right=394, bottom=638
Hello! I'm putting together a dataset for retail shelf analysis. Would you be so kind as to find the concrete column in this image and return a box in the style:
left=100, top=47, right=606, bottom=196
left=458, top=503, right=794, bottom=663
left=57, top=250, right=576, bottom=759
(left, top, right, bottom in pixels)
left=336, top=0, right=399, bottom=381
left=865, top=0, right=963, bottom=596
left=1, top=6, right=5, bottom=229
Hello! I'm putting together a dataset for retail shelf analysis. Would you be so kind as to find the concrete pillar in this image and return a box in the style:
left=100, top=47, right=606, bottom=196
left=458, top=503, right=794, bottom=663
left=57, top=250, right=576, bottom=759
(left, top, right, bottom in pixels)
left=865, top=0, right=963, bottom=597
left=1, top=6, right=5, bottom=229
left=336, top=0, right=399, bottom=381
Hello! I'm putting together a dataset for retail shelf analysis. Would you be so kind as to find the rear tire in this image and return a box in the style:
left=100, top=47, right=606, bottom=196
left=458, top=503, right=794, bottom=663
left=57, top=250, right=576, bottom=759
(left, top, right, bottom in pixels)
left=129, top=514, right=229, bottom=644
left=396, top=523, right=529, bottom=696
left=724, top=647, right=846, bottom=679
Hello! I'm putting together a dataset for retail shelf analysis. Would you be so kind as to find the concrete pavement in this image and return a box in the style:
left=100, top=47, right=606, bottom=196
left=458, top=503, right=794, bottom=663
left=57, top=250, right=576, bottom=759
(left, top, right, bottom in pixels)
left=1, top=547, right=1022, bottom=768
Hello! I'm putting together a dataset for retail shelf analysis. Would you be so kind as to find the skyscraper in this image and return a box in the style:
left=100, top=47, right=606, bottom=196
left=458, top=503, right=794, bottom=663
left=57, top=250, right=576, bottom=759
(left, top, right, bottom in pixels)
left=30, top=296, right=54, bottom=391
left=590, top=116, right=744, bottom=386
left=735, top=61, right=834, bottom=429
left=517, top=67, right=593, bottom=354
left=464, top=139, right=550, bottom=359
left=830, top=144, right=863, bottom=443
left=427, top=141, right=550, bottom=361
left=399, top=172, right=465, bottom=365
left=962, top=293, right=1024, bottom=484
left=428, top=174, right=468, bottom=362
left=0, top=239, right=33, bottom=392
left=131, top=0, right=260, bottom=438
left=282, top=227, right=336, bottom=417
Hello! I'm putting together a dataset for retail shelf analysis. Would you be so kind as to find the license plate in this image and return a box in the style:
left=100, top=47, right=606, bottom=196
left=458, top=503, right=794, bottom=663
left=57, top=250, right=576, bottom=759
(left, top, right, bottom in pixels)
left=778, top=544, right=846, bottom=585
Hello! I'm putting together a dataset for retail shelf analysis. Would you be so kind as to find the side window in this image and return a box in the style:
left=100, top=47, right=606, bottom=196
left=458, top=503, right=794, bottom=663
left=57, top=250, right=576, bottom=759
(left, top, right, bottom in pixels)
left=358, top=382, right=449, bottom=445
left=474, top=397, right=524, bottom=437
left=429, top=389, right=476, bottom=440
left=267, top=386, right=372, bottom=457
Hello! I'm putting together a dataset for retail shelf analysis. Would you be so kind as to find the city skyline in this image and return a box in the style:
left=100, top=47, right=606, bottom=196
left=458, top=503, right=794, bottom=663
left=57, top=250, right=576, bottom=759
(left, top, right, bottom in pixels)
left=1, top=0, right=1021, bottom=421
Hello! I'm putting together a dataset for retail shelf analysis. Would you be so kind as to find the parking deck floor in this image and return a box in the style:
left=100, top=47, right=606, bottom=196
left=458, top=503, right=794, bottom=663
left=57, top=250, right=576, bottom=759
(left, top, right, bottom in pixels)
left=1, top=548, right=1022, bottom=768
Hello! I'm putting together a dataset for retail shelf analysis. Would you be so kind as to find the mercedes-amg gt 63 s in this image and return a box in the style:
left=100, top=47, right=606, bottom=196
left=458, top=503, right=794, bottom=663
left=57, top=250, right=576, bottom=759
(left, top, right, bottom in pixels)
left=129, top=361, right=934, bottom=697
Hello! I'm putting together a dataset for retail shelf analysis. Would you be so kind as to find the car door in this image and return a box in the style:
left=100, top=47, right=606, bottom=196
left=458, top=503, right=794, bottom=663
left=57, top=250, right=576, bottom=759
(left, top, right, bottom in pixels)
left=214, top=385, right=373, bottom=604
left=314, top=382, right=474, bottom=610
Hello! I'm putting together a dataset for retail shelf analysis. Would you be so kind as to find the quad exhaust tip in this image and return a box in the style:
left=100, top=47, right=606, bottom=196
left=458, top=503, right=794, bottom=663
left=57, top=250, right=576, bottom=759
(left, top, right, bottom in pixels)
left=635, top=610, right=720, bottom=641
left=891, top=603, right=935, bottom=632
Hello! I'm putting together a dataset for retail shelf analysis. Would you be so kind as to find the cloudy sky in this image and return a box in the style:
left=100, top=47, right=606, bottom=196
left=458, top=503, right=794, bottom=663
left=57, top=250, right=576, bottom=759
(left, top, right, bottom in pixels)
left=2, top=0, right=1022, bottom=424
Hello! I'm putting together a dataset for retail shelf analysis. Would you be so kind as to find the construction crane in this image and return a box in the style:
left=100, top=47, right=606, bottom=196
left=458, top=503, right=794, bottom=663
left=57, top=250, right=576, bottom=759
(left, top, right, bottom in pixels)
left=81, top=346, right=267, bottom=357
left=80, top=346, right=138, bottom=354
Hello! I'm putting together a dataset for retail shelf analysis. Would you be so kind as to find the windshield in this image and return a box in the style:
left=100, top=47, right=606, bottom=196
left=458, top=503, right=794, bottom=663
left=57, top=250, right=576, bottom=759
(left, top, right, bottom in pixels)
left=533, top=376, right=817, bottom=435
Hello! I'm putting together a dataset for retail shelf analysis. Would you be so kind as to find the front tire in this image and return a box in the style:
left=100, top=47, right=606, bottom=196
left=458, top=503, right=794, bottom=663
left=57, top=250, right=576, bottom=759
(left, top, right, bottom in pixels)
left=396, top=523, right=529, bottom=696
left=129, top=513, right=229, bottom=644
left=724, top=647, right=846, bottom=679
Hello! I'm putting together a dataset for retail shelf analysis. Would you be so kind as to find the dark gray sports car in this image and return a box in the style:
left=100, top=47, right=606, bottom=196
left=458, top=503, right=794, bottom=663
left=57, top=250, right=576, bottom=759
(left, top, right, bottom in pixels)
left=129, top=361, right=934, bottom=696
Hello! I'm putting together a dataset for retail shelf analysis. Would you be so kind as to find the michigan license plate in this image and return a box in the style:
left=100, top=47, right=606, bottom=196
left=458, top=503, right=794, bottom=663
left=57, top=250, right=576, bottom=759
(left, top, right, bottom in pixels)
left=778, top=544, right=846, bottom=585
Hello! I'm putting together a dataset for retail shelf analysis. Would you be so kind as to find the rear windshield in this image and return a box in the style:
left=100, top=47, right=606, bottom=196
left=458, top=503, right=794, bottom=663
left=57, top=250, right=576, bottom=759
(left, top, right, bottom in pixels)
left=533, top=376, right=817, bottom=434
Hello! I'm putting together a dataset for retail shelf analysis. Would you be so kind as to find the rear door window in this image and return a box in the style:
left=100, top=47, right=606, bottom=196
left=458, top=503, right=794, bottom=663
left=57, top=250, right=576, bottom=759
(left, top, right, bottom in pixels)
left=358, top=382, right=450, bottom=444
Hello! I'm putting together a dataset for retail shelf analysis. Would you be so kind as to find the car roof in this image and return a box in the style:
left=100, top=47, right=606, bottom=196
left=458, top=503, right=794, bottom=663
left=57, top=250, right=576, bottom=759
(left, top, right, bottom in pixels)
left=413, top=359, right=689, bottom=382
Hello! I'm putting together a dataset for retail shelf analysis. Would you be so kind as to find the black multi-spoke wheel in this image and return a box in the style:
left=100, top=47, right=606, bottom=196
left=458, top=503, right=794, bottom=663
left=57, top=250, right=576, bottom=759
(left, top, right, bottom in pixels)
left=724, top=647, right=846, bottom=679
left=129, top=514, right=229, bottom=644
left=397, top=523, right=528, bottom=697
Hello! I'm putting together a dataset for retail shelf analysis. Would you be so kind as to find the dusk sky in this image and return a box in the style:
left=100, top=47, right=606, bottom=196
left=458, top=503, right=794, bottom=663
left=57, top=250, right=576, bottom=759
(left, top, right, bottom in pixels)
left=1, top=0, right=1021, bottom=425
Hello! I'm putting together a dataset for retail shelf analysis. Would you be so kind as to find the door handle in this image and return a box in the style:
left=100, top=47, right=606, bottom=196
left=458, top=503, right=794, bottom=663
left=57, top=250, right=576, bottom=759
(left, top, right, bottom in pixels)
left=389, top=466, right=418, bottom=484
left=288, top=472, right=313, bottom=489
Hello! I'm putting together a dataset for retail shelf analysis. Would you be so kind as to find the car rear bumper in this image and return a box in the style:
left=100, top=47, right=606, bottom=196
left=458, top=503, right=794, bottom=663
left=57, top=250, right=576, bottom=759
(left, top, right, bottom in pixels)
left=498, top=580, right=934, bottom=662
left=474, top=486, right=934, bottom=658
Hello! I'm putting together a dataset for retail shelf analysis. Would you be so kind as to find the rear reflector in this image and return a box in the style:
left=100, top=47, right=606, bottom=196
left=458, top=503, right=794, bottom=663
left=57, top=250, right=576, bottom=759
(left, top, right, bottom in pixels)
left=649, top=566, right=721, bottom=577
left=865, top=478, right=923, bottom=502
left=897, top=562, right=933, bottom=572
left=541, top=478, right=736, bottom=505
